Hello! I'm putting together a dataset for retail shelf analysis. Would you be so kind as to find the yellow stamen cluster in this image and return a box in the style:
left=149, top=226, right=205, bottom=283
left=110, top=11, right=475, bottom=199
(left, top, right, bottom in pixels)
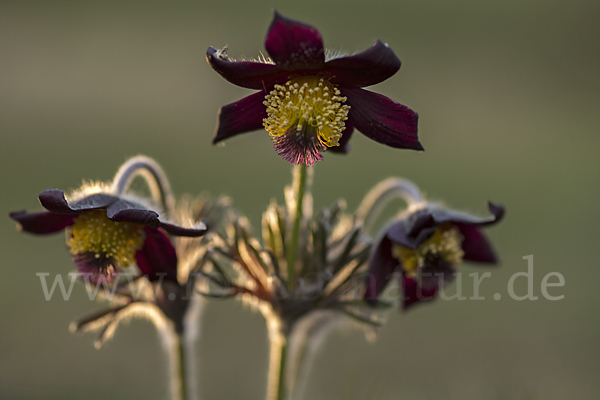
left=67, top=209, right=146, bottom=267
left=392, top=225, right=464, bottom=278
left=263, top=76, right=350, bottom=147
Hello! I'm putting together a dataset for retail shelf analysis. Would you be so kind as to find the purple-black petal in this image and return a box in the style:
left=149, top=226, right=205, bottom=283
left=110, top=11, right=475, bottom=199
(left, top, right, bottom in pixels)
left=327, top=122, right=354, bottom=154
left=455, top=224, right=498, bottom=263
left=106, top=200, right=161, bottom=229
left=387, top=212, right=436, bottom=250
left=402, top=274, right=438, bottom=310
left=39, top=190, right=117, bottom=214
left=9, top=210, right=76, bottom=234
left=69, top=193, right=120, bottom=211
left=135, top=227, right=178, bottom=283
left=403, top=262, right=456, bottom=310
left=160, top=220, right=207, bottom=237
left=343, top=87, right=422, bottom=151
left=213, top=91, right=268, bottom=144
left=430, top=202, right=505, bottom=227
left=388, top=202, right=504, bottom=263
left=325, top=40, right=401, bottom=87
left=265, top=11, right=325, bottom=71
left=38, top=190, right=77, bottom=214
left=206, top=46, right=291, bottom=90
left=364, top=236, right=398, bottom=305
left=433, top=202, right=503, bottom=262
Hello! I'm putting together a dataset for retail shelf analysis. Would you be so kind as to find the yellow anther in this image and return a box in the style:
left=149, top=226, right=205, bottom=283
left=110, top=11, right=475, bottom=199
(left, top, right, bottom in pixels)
left=67, top=210, right=146, bottom=268
left=392, top=225, right=464, bottom=277
left=263, top=76, right=350, bottom=148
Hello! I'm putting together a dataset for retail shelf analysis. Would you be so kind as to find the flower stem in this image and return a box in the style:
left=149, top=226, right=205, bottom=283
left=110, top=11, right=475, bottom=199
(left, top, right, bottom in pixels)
left=356, top=178, right=424, bottom=233
left=111, top=155, right=176, bottom=215
left=169, top=331, right=189, bottom=400
left=267, top=327, right=289, bottom=400
left=286, top=163, right=307, bottom=288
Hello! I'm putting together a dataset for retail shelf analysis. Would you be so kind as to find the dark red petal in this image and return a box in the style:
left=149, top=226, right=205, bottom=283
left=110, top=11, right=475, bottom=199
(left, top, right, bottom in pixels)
left=402, top=274, right=438, bottom=310
left=325, top=40, right=401, bottom=87
left=106, top=200, right=161, bottom=229
left=364, top=236, right=398, bottom=305
left=265, top=11, right=325, bottom=71
left=343, top=87, right=422, bottom=150
left=455, top=224, right=498, bottom=263
left=160, top=220, right=207, bottom=237
left=213, top=91, right=268, bottom=144
left=38, top=190, right=117, bottom=214
left=9, top=210, right=75, bottom=234
left=327, top=122, right=354, bottom=154
left=135, top=227, right=178, bottom=283
left=206, top=47, right=291, bottom=90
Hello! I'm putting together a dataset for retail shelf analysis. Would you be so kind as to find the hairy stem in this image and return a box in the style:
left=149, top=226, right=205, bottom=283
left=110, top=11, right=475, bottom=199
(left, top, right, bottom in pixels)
left=286, top=163, right=307, bottom=288
left=356, top=178, right=424, bottom=233
left=111, top=155, right=175, bottom=216
left=266, top=317, right=289, bottom=400
left=169, top=331, right=189, bottom=400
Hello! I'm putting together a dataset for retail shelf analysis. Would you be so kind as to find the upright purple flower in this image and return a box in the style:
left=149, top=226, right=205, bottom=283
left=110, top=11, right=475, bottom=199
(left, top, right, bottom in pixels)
left=207, top=11, right=422, bottom=166
left=365, top=201, right=504, bottom=309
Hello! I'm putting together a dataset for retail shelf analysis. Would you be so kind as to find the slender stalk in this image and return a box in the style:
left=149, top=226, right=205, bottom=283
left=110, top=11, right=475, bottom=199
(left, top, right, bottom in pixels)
left=169, top=291, right=202, bottom=400
left=170, top=331, right=189, bottom=400
left=286, top=324, right=310, bottom=400
left=356, top=177, right=424, bottom=233
left=286, top=311, right=340, bottom=400
left=266, top=323, right=289, bottom=400
left=111, top=155, right=176, bottom=215
left=286, top=163, right=307, bottom=288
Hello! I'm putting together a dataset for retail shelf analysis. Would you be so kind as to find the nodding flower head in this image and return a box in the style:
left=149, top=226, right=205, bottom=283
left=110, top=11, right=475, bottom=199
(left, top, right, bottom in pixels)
left=364, top=192, right=504, bottom=310
left=349, top=178, right=505, bottom=310
left=67, top=191, right=235, bottom=346
left=9, top=157, right=207, bottom=284
left=207, top=11, right=422, bottom=166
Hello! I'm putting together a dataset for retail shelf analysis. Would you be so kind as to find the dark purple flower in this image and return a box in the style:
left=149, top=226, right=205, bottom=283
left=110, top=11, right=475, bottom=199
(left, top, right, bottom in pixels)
left=206, top=11, right=422, bottom=166
left=10, top=188, right=207, bottom=283
left=365, top=202, right=504, bottom=310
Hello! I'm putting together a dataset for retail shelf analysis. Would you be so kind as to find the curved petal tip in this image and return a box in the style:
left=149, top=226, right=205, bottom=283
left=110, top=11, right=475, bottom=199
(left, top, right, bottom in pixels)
left=265, top=11, right=324, bottom=70
left=487, top=202, right=505, bottom=223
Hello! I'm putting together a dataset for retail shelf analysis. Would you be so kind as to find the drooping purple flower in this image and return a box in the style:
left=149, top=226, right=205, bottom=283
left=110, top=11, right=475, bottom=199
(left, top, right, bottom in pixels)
left=10, top=188, right=207, bottom=283
left=67, top=192, right=233, bottom=344
left=365, top=202, right=504, bottom=310
left=206, top=11, right=422, bottom=166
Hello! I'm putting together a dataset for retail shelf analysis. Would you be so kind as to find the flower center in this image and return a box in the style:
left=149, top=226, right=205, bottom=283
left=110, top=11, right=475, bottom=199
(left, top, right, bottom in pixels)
left=392, top=225, right=464, bottom=278
left=67, top=209, right=146, bottom=269
left=263, top=76, right=350, bottom=165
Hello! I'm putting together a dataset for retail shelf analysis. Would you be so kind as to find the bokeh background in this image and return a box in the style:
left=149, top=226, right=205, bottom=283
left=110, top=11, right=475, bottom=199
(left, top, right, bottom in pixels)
left=1, top=0, right=598, bottom=399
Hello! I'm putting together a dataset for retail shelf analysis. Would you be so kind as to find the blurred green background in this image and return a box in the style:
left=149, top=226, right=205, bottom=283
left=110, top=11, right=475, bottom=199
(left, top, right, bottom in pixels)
left=1, top=0, right=598, bottom=399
